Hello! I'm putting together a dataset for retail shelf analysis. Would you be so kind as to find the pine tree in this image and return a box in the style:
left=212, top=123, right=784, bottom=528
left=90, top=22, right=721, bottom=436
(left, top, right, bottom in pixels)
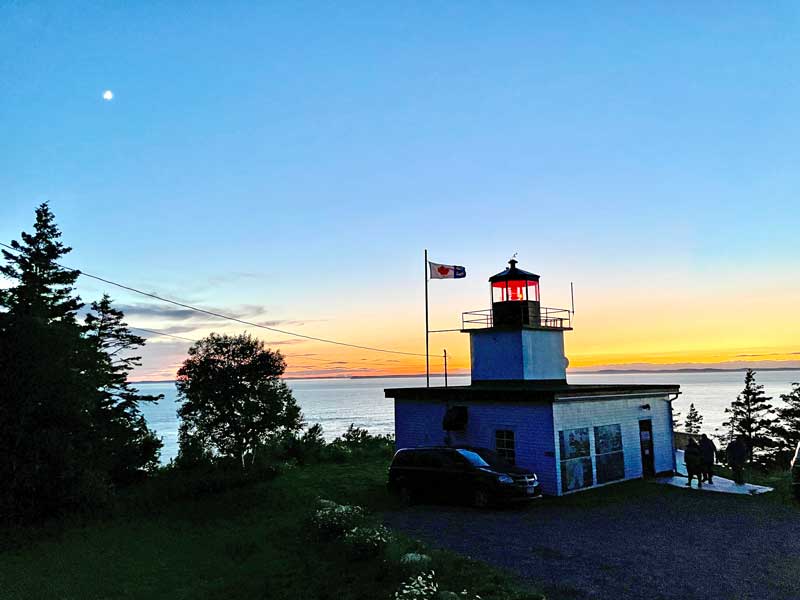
left=684, top=403, right=704, bottom=435
left=721, top=369, right=777, bottom=465
left=0, top=203, right=97, bottom=520
left=0, top=202, right=82, bottom=321
left=672, top=410, right=682, bottom=431
left=773, top=382, right=800, bottom=468
left=83, top=294, right=163, bottom=483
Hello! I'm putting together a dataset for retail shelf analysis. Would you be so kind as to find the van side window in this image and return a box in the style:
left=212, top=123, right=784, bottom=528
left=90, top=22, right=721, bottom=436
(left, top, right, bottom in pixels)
left=393, top=451, right=414, bottom=467
left=417, top=451, right=444, bottom=468
left=495, top=430, right=516, bottom=465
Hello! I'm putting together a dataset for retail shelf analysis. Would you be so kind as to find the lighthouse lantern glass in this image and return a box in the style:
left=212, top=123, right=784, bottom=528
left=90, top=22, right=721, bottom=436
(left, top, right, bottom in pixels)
left=492, top=279, right=539, bottom=303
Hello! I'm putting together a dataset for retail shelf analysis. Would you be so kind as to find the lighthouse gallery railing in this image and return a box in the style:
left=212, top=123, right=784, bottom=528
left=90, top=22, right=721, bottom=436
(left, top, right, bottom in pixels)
left=461, top=307, right=572, bottom=330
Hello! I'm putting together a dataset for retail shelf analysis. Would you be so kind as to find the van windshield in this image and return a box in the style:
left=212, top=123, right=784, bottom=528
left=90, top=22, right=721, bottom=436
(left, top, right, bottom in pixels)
left=472, top=448, right=512, bottom=470
left=456, top=449, right=490, bottom=468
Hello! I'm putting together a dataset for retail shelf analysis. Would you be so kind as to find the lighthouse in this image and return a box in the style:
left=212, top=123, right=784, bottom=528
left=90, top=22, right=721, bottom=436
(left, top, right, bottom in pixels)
left=463, top=259, right=572, bottom=383
left=386, top=259, right=680, bottom=496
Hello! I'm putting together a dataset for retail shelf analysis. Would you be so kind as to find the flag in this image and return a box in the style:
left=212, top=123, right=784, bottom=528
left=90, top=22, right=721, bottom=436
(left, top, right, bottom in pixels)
left=429, top=261, right=466, bottom=279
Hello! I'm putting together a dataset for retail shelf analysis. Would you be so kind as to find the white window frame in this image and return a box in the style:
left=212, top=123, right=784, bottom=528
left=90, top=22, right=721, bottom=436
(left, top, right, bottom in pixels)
left=495, top=429, right=516, bottom=465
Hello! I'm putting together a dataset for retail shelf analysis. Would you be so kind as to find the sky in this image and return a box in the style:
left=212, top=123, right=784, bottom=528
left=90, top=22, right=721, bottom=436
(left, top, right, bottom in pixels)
left=2, top=2, right=799, bottom=380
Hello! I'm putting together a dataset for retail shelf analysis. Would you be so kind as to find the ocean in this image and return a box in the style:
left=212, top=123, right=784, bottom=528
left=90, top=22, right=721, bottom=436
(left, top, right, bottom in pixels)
left=138, top=370, right=800, bottom=463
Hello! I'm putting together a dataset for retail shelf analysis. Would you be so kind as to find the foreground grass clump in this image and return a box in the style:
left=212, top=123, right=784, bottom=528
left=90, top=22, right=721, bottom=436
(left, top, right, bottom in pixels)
left=0, top=449, right=541, bottom=600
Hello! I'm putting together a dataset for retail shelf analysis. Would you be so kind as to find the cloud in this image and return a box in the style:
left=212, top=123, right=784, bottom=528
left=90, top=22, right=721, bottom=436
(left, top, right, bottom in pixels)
left=255, top=319, right=327, bottom=327
left=116, top=302, right=273, bottom=322
left=735, top=351, right=800, bottom=358
left=207, top=272, right=261, bottom=286
left=261, top=339, right=307, bottom=346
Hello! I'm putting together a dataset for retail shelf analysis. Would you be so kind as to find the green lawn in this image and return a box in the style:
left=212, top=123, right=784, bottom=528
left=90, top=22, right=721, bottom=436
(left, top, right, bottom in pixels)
left=0, top=456, right=540, bottom=600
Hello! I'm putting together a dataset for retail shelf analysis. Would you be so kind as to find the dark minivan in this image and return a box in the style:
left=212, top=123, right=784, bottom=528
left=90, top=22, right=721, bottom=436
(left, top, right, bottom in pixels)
left=388, top=446, right=541, bottom=507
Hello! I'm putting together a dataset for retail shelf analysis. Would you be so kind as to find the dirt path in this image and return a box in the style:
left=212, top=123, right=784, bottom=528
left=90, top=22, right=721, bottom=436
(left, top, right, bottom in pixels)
left=384, top=482, right=800, bottom=600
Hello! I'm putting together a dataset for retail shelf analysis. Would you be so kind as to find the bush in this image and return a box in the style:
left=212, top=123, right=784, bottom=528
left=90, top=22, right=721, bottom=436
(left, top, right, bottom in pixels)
left=394, top=571, right=439, bottom=599
left=311, top=499, right=365, bottom=537
left=327, top=425, right=395, bottom=462
left=339, top=424, right=370, bottom=446
left=284, top=423, right=327, bottom=464
left=343, top=524, right=392, bottom=558
left=399, top=552, right=433, bottom=571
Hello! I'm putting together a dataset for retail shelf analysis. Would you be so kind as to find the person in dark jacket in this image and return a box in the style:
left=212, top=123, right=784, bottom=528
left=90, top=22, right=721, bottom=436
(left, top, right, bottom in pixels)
left=699, top=434, right=717, bottom=484
left=726, top=435, right=748, bottom=485
left=684, top=438, right=703, bottom=489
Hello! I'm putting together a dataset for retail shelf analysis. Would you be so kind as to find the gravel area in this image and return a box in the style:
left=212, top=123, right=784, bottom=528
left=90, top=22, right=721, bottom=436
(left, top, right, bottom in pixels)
left=384, top=482, right=800, bottom=600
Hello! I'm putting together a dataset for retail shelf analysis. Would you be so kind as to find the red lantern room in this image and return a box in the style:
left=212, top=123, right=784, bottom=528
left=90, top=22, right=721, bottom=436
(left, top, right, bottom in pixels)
left=490, top=259, right=540, bottom=303
left=488, top=259, right=542, bottom=328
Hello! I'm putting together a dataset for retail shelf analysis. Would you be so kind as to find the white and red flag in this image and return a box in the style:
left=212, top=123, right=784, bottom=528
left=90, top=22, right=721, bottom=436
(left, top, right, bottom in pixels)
left=428, top=262, right=466, bottom=279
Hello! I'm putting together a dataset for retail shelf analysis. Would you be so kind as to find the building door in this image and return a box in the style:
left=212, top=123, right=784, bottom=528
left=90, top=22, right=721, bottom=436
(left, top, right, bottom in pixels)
left=639, top=419, right=655, bottom=478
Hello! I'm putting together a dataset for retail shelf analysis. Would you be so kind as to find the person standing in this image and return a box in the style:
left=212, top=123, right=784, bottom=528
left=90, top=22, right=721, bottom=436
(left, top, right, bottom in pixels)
left=684, top=438, right=703, bottom=489
left=726, top=435, right=748, bottom=486
left=699, top=434, right=717, bottom=484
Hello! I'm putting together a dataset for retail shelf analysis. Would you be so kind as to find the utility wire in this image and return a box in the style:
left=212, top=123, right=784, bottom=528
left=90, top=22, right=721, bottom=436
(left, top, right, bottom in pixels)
left=128, top=326, right=197, bottom=343
left=0, top=241, right=437, bottom=359
left=127, top=325, right=429, bottom=368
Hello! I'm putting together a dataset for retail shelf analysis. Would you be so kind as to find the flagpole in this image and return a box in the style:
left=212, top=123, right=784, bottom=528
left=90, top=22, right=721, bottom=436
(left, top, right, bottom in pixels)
left=424, top=249, right=430, bottom=388
left=443, top=349, right=448, bottom=388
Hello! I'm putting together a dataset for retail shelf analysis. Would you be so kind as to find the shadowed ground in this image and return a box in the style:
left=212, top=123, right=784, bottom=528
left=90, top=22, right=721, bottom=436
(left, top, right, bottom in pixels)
left=384, top=480, right=800, bottom=600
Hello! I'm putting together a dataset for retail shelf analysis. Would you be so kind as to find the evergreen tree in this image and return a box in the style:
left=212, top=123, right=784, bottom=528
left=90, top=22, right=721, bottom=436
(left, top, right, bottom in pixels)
left=0, top=203, right=98, bottom=520
left=83, top=294, right=163, bottom=483
left=773, top=382, right=800, bottom=468
left=176, top=333, right=303, bottom=468
left=721, top=369, right=777, bottom=465
left=684, top=403, right=703, bottom=435
left=0, top=203, right=82, bottom=320
left=672, top=410, right=682, bottom=431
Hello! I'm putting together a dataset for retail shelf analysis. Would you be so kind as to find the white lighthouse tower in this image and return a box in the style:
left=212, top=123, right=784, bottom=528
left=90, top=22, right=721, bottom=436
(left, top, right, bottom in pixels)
left=462, top=259, right=572, bottom=383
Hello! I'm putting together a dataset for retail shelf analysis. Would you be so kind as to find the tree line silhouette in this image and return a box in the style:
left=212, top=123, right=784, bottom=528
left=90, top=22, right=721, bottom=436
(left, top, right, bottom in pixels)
left=0, top=204, right=306, bottom=523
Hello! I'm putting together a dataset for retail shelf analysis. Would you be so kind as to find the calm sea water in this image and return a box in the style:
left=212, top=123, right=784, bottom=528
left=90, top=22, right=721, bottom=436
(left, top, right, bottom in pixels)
left=139, top=370, right=800, bottom=463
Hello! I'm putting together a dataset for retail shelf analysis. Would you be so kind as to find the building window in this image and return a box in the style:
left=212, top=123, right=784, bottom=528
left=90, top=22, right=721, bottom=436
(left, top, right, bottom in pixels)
left=594, top=424, right=625, bottom=484
left=559, top=428, right=593, bottom=493
left=495, top=430, right=516, bottom=464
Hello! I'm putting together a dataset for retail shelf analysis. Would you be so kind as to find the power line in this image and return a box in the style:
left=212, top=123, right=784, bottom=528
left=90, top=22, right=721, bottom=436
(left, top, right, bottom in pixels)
left=127, top=325, right=432, bottom=368
left=0, top=241, right=437, bottom=359
left=128, top=326, right=197, bottom=343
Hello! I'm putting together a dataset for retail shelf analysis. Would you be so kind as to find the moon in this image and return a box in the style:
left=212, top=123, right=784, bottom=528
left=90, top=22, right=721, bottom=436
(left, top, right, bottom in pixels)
left=102, top=90, right=114, bottom=101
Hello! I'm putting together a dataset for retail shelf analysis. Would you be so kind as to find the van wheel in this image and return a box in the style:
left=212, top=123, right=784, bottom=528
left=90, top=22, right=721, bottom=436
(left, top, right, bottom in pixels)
left=399, top=485, right=414, bottom=506
left=473, top=488, right=490, bottom=508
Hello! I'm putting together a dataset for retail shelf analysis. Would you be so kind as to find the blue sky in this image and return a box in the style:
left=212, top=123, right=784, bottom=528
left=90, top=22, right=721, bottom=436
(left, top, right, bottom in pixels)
left=2, top=2, right=799, bottom=378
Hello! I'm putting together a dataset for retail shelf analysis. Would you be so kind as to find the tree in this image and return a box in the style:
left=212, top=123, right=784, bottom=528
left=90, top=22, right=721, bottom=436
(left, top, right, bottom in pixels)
left=83, top=294, right=163, bottom=483
left=0, top=202, right=82, bottom=320
left=684, top=404, right=703, bottom=435
left=773, top=382, right=800, bottom=468
left=0, top=203, right=97, bottom=519
left=721, top=369, right=777, bottom=465
left=176, top=333, right=303, bottom=468
left=672, top=409, right=682, bottom=431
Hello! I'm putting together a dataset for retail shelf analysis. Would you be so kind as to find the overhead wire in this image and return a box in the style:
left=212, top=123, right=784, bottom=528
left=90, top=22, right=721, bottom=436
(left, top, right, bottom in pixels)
left=0, top=241, right=443, bottom=362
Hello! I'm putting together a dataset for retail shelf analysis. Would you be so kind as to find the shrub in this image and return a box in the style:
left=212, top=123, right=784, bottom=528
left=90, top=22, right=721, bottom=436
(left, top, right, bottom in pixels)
left=343, top=525, right=392, bottom=557
left=400, top=552, right=433, bottom=570
left=394, top=571, right=439, bottom=599
left=284, top=423, right=327, bottom=463
left=339, top=424, right=370, bottom=446
left=311, top=499, right=365, bottom=537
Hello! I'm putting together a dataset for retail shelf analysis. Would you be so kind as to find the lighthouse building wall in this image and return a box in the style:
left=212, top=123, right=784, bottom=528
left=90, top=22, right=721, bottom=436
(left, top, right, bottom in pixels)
left=551, top=394, right=675, bottom=494
left=394, top=398, right=559, bottom=495
left=470, top=329, right=567, bottom=381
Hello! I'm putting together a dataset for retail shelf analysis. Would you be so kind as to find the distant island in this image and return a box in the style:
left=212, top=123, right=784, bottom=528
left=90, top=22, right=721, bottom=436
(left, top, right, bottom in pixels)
left=132, top=365, right=800, bottom=385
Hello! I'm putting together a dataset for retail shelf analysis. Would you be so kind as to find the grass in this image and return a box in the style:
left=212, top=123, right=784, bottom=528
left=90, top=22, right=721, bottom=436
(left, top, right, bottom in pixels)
left=0, top=453, right=541, bottom=600
left=712, top=463, right=799, bottom=506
